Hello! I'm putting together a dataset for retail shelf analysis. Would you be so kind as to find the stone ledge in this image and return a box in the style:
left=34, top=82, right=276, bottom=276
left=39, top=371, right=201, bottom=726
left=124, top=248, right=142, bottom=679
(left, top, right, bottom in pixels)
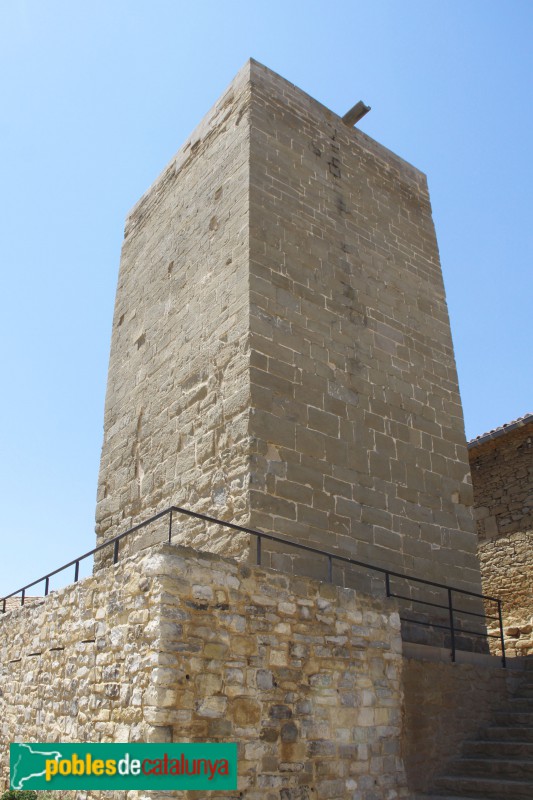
left=402, top=641, right=510, bottom=669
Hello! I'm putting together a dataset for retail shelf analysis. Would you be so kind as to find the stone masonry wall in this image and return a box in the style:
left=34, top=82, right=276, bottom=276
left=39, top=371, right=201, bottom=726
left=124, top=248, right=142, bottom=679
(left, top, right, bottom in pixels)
left=95, top=58, right=482, bottom=619
left=1, top=539, right=410, bottom=800
left=247, top=61, right=480, bottom=597
left=479, top=531, right=533, bottom=656
left=401, top=655, right=523, bottom=793
left=469, top=420, right=533, bottom=655
left=0, top=549, right=162, bottom=793
left=95, top=62, right=252, bottom=558
left=469, top=421, right=533, bottom=541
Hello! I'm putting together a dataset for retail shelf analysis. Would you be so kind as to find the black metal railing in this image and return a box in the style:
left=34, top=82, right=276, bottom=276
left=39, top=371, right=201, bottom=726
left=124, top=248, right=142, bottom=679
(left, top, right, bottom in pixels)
left=1, top=505, right=507, bottom=667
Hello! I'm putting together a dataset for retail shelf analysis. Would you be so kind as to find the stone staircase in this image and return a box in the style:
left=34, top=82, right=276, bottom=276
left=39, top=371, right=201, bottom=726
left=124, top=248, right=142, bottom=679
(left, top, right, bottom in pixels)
left=422, top=672, right=533, bottom=800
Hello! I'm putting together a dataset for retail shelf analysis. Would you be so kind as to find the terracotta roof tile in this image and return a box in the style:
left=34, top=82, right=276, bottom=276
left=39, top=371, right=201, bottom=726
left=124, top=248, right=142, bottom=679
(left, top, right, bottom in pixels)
left=468, top=413, right=533, bottom=448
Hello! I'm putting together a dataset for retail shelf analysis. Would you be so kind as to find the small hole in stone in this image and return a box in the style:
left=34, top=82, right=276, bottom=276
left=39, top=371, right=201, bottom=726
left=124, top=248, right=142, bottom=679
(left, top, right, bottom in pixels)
left=185, top=674, right=190, bottom=680
left=118, top=314, right=125, bottom=327
left=168, top=260, right=174, bottom=277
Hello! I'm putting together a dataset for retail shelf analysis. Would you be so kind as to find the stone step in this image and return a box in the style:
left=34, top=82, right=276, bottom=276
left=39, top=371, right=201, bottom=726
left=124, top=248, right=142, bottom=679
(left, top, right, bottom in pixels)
left=515, top=688, right=533, bottom=699
left=509, top=696, right=533, bottom=709
left=447, top=756, right=533, bottom=780
left=420, top=796, right=519, bottom=800
left=492, top=710, right=533, bottom=726
left=433, top=775, right=533, bottom=800
left=416, top=795, right=483, bottom=800
left=463, top=739, right=533, bottom=759
left=482, top=725, right=533, bottom=742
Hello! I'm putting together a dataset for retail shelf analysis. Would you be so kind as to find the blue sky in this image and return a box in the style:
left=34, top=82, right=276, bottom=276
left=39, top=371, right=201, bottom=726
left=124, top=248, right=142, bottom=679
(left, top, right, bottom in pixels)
left=1, top=1, right=531, bottom=596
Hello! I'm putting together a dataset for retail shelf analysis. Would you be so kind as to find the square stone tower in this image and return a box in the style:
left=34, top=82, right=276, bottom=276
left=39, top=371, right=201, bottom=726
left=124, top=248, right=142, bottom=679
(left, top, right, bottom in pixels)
left=96, top=60, right=480, bottom=595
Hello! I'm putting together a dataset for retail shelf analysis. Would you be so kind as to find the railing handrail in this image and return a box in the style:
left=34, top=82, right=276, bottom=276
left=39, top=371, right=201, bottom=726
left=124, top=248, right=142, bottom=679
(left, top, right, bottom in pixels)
left=0, top=504, right=507, bottom=667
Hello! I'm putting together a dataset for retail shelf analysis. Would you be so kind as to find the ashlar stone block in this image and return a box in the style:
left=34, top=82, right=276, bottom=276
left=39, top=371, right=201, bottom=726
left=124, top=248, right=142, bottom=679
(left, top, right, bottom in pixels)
left=96, top=59, right=481, bottom=599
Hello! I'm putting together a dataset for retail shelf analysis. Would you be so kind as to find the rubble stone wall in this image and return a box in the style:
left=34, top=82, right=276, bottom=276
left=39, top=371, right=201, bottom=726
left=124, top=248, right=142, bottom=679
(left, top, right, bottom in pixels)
left=0, top=549, right=161, bottom=793
left=470, top=422, right=533, bottom=541
left=478, top=531, right=533, bottom=656
left=469, top=421, right=533, bottom=655
left=0, top=540, right=410, bottom=800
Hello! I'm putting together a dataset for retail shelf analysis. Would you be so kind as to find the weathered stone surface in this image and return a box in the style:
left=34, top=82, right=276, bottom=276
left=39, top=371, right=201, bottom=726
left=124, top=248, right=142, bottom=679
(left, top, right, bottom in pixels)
left=469, top=417, right=533, bottom=655
left=0, top=540, right=409, bottom=799
left=401, top=655, right=526, bottom=794
left=95, top=58, right=480, bottom=601
left=248, top=57, right=478, bottom=590
left=95, top=62, right=253, bottom=560
left=1, top=60, right=501, bottom=800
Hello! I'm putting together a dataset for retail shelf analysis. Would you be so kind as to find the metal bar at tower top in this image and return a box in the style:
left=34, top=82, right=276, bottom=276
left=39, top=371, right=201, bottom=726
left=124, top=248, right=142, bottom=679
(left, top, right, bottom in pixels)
left=342, top=100, right=371, bottom=126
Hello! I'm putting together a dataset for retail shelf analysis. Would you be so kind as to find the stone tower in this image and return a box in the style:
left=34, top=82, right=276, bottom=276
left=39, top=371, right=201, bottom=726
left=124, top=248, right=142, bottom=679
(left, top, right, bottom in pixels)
left=96, top=60, right=480, bottom=596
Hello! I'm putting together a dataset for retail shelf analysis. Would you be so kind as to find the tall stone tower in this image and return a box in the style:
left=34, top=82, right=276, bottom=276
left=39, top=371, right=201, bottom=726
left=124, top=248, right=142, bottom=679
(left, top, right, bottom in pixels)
left=96, top=60, right=480, bottom=595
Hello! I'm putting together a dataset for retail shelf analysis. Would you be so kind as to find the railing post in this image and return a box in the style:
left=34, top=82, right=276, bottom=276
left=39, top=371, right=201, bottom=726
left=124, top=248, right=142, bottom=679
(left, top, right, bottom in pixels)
left=168, top=509, right=173, bottom=544
left=448, top=587, right=456, bottom=663
left=498, top=599, right=507, bottom=668
left=0, top=504, right=511, bottom=671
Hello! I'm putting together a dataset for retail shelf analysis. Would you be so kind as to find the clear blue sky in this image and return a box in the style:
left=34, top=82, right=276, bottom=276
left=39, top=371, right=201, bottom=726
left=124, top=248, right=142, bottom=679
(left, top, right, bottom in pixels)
left=1, top=1, right=531, bottom=596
